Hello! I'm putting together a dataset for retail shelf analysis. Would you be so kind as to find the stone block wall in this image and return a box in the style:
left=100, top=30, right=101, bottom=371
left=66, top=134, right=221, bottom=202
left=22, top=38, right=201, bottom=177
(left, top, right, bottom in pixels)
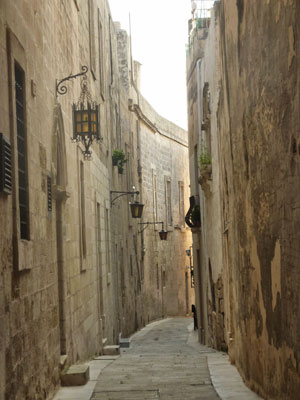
left=0, top=0, right=194, bottom=398
left=0, top=0, right=121, bottom=398
left=186, top=4, right=225, bottom=349
left=136, top=96, right=194, bottom=321
left=187, top=0, right=300, bottom=398
left=218, top=1, right=300, bottom=397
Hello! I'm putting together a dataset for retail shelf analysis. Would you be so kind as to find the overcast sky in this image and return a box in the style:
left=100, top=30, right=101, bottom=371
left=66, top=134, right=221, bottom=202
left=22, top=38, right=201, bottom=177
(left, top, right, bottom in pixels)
left=108, top=0, right=192, bottom=130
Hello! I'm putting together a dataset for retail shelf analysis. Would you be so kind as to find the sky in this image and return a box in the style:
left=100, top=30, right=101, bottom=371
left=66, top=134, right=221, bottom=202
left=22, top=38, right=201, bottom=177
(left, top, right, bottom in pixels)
left=108, top=0, right=192, bottom=130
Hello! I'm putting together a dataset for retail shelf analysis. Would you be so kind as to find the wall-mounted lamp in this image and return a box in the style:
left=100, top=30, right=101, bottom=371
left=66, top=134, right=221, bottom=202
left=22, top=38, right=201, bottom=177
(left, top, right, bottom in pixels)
left=110, top=186, right=144, bottom=218
left=56, top=66, right=102, bottom=160
left=138, top=221, right=168, bottom=241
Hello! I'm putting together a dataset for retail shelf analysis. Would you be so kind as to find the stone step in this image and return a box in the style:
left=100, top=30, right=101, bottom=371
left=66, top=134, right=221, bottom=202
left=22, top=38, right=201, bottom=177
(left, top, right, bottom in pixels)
left=119, top=337, right=131, bottom=348
left=103, top=345, right=120, bottom=356
left=60, top=364, right=89, bottom=386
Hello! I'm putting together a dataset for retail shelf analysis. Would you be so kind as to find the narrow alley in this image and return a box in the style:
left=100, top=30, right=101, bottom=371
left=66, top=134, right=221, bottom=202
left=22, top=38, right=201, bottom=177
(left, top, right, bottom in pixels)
left=55, top=318, right=261, bottom=400
left=1, top=0, right=300, bottom=399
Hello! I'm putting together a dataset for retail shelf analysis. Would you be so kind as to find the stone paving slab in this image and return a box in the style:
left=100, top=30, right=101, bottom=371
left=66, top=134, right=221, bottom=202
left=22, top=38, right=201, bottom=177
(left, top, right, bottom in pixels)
left=53, top=318, right=263, bottom=400
left=53, top=359, right=114, bottom=400
left=207, top=353, right=262, bottom=400
left=91, top=318, right=219, bottom=400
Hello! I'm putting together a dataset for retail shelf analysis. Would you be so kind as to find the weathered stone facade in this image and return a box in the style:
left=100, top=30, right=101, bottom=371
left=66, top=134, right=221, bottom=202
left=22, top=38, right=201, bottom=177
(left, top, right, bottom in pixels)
left=136, top=95, right=194, bottom=321
left=187, top=1, right=300, bottom=399
left=0, top=1, right=192, bottom=399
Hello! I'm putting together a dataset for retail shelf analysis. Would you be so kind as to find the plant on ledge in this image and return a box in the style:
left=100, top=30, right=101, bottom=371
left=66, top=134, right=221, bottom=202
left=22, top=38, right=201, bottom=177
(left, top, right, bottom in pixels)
left=199, top=149, right=211, bottom=167
left=112, top=149, right=127, bottom=174
left=198, top=149, right=212, bottom=177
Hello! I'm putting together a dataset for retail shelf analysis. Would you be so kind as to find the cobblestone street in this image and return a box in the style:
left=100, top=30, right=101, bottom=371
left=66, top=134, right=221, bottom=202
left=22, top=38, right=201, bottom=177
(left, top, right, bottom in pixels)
left=91, top=318, right=218, bottom=400
left=55, top=318, right=261, bottom=400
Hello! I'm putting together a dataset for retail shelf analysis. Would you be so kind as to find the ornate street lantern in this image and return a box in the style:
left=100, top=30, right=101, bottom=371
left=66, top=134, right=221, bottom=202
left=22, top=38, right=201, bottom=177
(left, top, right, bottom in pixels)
left=130, top=201, right=144, bottom=218
left=56, top=66, right=101, bottom=160
left=159, top=228, right=168, bottom=241
left=139, top=221, right=168, bottom=241
left=110, top=187, right=144, bottom=219
left=72, top=75, right=100, bottom=160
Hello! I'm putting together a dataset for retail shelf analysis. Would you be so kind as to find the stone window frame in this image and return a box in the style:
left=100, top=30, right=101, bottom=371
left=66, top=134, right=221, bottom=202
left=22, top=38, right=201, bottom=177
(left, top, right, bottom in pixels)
left=7, top=28, right=33, bottom=272
left=88, top=0, right=96, bottom=80
left=164, top=176, right=173, bottom=229
left=162, top=269, right=166, bottom=288
left=104, top=201, right=111, bottom=275
left=108, top=16, right=114, bottom=84
left=78, top=151, right=87, bottom=271
left=201, top=82, right=212, bottom=156
left=98, top=8, right=105, bottom=100
left=156, top=264, right=160, bottom=290
left=152, top=169, right=158, bottom=229
left=178, top=181, right=185, bottom=229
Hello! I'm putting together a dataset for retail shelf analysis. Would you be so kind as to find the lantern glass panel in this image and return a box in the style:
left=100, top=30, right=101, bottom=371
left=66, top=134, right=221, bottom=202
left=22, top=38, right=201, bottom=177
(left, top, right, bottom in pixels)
left=82, top=112, right=89, bottom=133
left=130, top=203, right=144, bottom=218
left=159, top=230, right=168, bottom=240
left=91, top=111, right=97, bottom=133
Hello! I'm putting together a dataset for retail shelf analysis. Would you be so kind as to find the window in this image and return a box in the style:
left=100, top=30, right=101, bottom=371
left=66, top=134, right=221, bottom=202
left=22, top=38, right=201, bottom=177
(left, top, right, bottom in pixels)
left=96, top=202, right=104, bottom=318
left=109, top=16, right=113, bottom=84
left=178, top=181, right=184, bottom=227
left=105, top=208, right=110, bottom=272
left=162, top=270, right=166, bottom=288
left=0, top=133, right=12, bottom=194
left=130, top=255, right=133, bottom=276
left=79, top=161, right=86, bottom=259
left=202, top=82, right=211, bottom=155
left=152, top=171, right=158, bottom=224
left=115, top=104, right=120, bottom=148
left=156, top=264, right=159, bottom=290
left=15, top=63, right=29, bottom=240
left=165, top=179, right=172, bottom=227
left=47, top=175, right=52, bottom=212
left=98, top=9, right=104, bottom=99
left=88, top=0, right=96, bottom=78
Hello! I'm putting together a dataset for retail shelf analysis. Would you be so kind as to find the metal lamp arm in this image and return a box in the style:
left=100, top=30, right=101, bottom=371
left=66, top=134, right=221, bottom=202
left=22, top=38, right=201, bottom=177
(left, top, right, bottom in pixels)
left=110, top=190, right=139, bottom=206
left=56, top=65, right=88, bottom=96
left=138, top=221, right=164, bottom=234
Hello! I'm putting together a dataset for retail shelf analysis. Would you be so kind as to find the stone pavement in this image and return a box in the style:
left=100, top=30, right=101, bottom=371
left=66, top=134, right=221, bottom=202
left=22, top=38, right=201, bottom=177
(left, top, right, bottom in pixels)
left=54, top=318, right=262, bottom=400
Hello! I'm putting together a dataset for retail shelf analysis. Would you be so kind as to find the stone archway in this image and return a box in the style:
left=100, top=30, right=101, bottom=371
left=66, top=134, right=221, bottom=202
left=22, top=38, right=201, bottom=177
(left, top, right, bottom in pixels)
left=52, top=102, right=70, bottom=357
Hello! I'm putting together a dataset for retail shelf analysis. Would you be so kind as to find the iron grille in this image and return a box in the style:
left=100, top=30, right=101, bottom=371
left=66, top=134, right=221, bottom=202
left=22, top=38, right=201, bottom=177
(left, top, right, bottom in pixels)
left=47, top=175, right=52, bottom=212
left=15, top=64, right=29, bottom=240
left=0, top=133, right=12, bottom=194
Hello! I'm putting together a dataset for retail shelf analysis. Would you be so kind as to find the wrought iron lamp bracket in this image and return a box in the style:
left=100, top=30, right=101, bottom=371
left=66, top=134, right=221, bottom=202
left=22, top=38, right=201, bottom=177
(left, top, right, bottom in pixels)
left=110, top=190, right=139, bottom=206
left=138, top=221, right=164, bottom=234
left=56, top=65, right=88, bottom=97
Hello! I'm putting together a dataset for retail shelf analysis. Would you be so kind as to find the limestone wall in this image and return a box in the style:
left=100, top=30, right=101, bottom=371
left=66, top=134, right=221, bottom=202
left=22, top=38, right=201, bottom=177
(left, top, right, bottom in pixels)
left=0, top=0, right=194, bottom=398
left=135, top=95, right=194, bottom=321
left=187, top=0, right=300, bottom=398
left=0, top=0, right=119, bottom=398
left=219, top=1, right=300, bottom=397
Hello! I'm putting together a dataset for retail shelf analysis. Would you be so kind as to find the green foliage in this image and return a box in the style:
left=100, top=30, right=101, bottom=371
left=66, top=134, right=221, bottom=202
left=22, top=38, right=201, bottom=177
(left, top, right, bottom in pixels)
left=198, top=150, right=211, bottom=166
left=112, top=149, right=127, bottom=168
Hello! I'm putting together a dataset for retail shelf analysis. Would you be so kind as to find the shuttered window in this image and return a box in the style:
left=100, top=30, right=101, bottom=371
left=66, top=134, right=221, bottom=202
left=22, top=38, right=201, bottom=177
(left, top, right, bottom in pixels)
left=0, top=133, right=12, bottom=194
left=47, top=175, right=52, bottom=212
left=15, top=64, right=29, bottom=240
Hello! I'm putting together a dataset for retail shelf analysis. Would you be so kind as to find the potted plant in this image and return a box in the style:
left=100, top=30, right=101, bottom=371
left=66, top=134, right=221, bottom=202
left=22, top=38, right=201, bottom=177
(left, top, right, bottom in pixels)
left=112, top=149, right=127, bottom=173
